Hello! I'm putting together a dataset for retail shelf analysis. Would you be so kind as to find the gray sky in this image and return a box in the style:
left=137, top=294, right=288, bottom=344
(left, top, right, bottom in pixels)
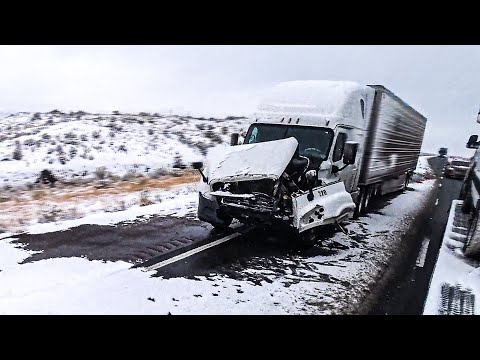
left=1, top=45, right=479, bottom=156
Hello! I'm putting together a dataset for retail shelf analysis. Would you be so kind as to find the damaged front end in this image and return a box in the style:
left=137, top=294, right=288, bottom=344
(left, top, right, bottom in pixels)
left=197, top=136, right=355, bottom=232
left=210, top=178, right=293, bottom=224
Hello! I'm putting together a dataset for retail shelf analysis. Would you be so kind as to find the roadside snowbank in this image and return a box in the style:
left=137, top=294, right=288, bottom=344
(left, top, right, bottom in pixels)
left=415, top=155, right=435, bottom=177
left=423, top=200, right=480, bottom=315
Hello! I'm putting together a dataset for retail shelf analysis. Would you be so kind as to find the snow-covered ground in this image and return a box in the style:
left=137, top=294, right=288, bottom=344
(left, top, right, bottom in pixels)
left=0, top=178, right=435, bottom=314
left=414, top=155, right=435, bottom=177
left=423, top=200, right=480, bottom=315
left=0, top=111, right=248, bottom=186
left=25, top=184, right=198, bottom=235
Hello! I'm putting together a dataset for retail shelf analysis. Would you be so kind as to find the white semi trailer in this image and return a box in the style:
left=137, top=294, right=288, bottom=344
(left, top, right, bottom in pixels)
left=194, top=81, right=427, bottom=243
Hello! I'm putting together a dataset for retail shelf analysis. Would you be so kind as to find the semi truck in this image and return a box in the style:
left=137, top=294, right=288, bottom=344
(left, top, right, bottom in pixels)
left=194, top=80, right=427, bottom=243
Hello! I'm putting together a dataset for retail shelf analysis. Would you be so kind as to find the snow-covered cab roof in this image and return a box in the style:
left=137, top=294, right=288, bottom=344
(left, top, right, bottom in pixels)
left=254, top=80, right=375, bottom=127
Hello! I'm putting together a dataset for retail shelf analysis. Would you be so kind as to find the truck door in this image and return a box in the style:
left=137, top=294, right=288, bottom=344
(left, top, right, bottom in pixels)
left=331, top=129, right=358, bottom=192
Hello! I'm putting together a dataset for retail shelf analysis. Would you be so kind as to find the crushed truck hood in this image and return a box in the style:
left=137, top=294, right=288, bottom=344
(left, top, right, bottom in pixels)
left=206, top=137, right=299, bottom=184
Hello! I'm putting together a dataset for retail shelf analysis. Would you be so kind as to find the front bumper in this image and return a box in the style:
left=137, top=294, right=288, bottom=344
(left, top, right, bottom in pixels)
left=198, top=192, right=227, bottom=227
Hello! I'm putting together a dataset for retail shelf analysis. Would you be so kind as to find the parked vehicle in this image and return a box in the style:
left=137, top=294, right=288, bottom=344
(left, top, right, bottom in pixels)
left=194, top=81, right=427, bottom=243
left=459, top=110, right=480, bottom=257
left=444, top=157, right=471, bottom=179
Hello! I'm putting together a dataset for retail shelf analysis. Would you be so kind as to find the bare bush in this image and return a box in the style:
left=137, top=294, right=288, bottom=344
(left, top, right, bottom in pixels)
left=95, top=166, right=107, bottom=180
left=204, top=130, right=223, bottom=144
left=195, top=141, right=209, bottom=156
left=23, top=138, right=36, bottom=146
left=149, top=167, right=169, bottom=179
left=92, top=130, right=101, bottom=139
left=38, top=206, right=62, bottom=223
left=173, top=152, right=186, bottom=169
left=122, top=169, right=140, bottom=181
left=12, top=141, right=22, bottom=160
left=139, top=190, right=154, bottom=207
left=64, top=132, right=77, bottom=140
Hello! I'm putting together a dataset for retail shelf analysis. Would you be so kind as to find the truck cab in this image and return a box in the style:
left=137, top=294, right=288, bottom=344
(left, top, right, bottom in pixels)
left=195, top=81, right=426, bottom=244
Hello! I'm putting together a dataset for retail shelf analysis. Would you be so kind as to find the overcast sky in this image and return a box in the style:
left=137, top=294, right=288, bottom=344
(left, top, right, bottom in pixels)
left=0, top=45, right=479, bottom=156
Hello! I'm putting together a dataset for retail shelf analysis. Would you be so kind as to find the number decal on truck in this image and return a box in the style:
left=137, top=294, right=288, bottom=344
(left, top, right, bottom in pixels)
left=318, top=189, right=327, bottom=196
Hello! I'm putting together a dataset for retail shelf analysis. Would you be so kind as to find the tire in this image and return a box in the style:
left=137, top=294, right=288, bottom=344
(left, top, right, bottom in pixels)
left=403, top=174, right=411, bottom=192
left=354, top=187, right=367, bottom=219
left=299, top=228, right=317, bottom=247
left=211, top=212, right=233, bottom=230
left=363, top=186, right=373, bottom=210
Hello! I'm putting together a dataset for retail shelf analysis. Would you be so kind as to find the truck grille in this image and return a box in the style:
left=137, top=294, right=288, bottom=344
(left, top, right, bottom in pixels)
left=221, top=192, right=275, bottom=213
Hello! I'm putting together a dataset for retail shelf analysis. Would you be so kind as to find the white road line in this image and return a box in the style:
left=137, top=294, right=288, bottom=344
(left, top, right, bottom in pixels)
left=435, top=199, right=439, bottom=206
left=416, top=238, right=430, bottom=268
left=144, top=232, right=243, bottom=271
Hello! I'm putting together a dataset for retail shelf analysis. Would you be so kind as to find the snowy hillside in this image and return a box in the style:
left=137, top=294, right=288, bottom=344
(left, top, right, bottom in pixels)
left=0, top=111, right=248, bottom=185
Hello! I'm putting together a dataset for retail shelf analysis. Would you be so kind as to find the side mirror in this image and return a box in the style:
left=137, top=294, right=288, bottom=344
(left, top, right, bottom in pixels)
left=192, top=161, right=204, bottom=170
left=343, top=142, right=359, bottom=165
left=191, top=161, right=207, bottom=182
left=230, top=133, right=239, bottom=146
left=467, top=135, right=479, bottom=149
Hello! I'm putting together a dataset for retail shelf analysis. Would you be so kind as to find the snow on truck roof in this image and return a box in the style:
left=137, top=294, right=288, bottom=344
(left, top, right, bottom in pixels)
left=257, top=80, right=371, bottom=117
left=254, top=80, right=426, bottom=126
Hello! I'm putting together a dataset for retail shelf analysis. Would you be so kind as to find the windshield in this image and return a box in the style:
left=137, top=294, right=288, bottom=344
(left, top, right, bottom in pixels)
left=245, top=123, right=334, bottom=161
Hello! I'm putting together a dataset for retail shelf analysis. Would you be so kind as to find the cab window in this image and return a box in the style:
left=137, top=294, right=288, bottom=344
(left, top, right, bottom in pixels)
left=332, top=133, right=347, bottom=162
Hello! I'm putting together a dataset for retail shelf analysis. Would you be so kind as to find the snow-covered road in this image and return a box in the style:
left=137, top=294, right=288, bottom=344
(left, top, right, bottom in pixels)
left=0, top=177, right=435, bottom=314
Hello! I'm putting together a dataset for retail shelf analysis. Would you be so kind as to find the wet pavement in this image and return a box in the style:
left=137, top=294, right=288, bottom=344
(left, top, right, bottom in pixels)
left=369, top=156, right=463, bottom=314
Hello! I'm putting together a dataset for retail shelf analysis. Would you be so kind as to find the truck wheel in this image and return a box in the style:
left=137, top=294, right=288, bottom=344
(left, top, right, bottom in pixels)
left=299, top=229, right=317, bottom=247
left=353, top=187, right=366, bottom=219
left=354, top=187, right=371, bottom=218
left=212, top=213, right=233, bottom=230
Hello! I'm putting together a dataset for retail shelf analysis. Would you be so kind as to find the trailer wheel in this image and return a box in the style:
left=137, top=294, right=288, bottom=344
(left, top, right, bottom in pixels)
left=363, top=186, right=373, bottom=210
left=354, top=187, right=367, bottom=219
left=403, top=173, right=411, bottom=192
